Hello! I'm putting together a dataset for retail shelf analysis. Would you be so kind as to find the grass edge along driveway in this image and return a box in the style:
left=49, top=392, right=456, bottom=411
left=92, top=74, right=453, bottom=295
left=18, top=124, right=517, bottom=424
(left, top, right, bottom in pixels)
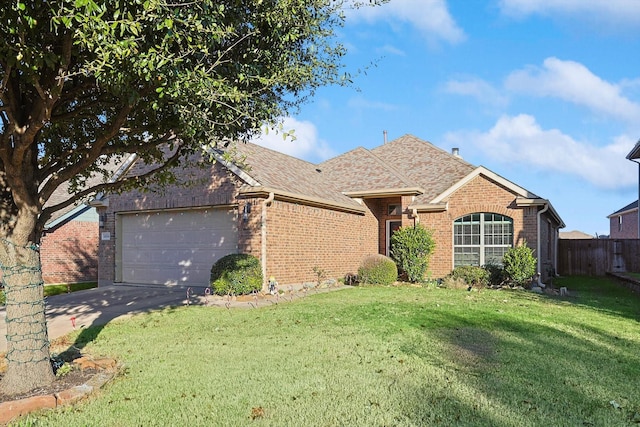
left=21, top=276, right=640, bottom=426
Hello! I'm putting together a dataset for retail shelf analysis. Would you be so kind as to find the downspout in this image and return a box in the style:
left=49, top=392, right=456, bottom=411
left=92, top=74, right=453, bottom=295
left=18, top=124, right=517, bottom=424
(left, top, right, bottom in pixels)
left=537, top=202, right=549, bottom=287
left=261, top=192, right=275, bottom=289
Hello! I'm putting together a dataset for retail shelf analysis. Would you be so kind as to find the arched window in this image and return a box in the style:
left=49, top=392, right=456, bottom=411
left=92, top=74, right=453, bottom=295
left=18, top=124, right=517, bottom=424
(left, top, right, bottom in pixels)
left=453, top=213, right=513, bottom=267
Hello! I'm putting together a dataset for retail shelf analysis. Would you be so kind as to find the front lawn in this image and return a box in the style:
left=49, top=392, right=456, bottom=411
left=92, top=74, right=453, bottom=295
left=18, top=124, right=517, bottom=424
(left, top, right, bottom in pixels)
left=22, top=276, right=640, bottom=426
left=0, top=282, right=97, bottom=305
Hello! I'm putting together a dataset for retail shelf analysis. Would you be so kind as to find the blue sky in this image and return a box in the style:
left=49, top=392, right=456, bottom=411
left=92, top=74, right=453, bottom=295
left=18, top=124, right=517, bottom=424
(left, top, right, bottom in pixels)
left=252, top=0, right=640, bottom=236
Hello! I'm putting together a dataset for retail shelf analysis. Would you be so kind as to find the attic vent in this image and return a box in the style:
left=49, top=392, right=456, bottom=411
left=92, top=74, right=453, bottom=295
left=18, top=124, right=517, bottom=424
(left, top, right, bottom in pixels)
left=451, top=147, right=461, bottom=158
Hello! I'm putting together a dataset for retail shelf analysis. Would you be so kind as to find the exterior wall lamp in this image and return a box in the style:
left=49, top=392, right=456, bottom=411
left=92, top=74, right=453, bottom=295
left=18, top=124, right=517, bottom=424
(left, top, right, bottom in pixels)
left=242, top=203, right=252, bottom=222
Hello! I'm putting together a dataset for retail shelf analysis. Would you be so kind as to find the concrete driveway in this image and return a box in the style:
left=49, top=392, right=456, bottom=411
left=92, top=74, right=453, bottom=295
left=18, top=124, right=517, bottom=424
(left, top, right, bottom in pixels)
left=0, top=284, right=210, bottom=353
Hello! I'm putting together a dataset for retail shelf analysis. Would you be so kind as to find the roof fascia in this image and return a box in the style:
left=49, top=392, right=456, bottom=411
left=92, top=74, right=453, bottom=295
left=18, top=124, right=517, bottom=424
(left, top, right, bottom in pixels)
left=45, top=204, right=92, bottom=230
left=432, top=166, right=538, bottom=204
left=516, top=197, right=566, bottom=228
left=342, top=187, right=424, bottom=198
left=204, top=146, right=261, bottom=187
left=606, top=206, right=638, bottom=218
left=49, top=153, right=138, bottom=227
left=626, top=141, right=640, bottom=160
left=240, top=186, right=366, bottom=215
left=407, top=202, right=448, bottom=212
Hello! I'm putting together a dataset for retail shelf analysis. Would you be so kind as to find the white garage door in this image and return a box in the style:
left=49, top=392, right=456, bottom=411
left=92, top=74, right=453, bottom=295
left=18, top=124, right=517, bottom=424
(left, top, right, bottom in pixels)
left=119, top=208, right=238, bottom=286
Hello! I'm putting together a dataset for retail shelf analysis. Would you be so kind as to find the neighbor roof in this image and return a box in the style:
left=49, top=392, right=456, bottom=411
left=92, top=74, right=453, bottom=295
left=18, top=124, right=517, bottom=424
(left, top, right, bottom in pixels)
left=607, top=200, right=638, bottom=218
left=45, top=155, right=136, bottom=228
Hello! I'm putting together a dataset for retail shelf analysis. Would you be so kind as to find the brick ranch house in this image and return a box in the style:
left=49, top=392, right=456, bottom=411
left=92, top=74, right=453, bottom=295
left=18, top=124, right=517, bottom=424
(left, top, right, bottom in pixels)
left=95, top=134, right=564, bottom=288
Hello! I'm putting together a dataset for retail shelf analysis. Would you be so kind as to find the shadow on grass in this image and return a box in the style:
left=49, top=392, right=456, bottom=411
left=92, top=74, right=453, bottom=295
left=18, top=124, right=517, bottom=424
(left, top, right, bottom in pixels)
left=549, top=275, right=640, bottom=323
left=397, top=310, right=640, bottom=426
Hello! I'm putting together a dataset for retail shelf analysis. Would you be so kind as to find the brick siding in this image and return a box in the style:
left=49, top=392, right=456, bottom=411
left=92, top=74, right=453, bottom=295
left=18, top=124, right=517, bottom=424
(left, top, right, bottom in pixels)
left=262, top=199, right=378, bottom=285
left=417, top=175, right=545, bottom=279
left=40, top=220, right=98, bottom=284
left=609, top=211, right=638, bottom=239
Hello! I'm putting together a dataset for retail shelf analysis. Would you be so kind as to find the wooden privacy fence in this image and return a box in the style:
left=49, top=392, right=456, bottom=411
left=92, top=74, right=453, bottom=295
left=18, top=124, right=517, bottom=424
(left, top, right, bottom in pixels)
left=558, top=239, right=640, bottom=276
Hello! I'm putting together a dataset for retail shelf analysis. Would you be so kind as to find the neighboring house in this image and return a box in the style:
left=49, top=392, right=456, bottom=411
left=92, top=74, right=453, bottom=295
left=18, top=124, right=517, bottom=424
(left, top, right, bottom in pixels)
left=96, top=134, right=565, bottom=288
left=607, top=200, right=638, bottom=239
left=559, top=230, right=595, bottom=240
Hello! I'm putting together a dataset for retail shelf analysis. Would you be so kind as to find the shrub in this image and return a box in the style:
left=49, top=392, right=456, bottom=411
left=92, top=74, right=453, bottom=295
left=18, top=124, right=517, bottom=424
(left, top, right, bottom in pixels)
left=448, top=265, right=489, bottom=288
left=357, top=254, right=397, bottom=286
left=502, top=242, right=537, bottom=287
left=483, top=262, right=506, bottom=287
left=210, top=254, right=263, bottom=295
left=390, top=224, right=436, bottom=282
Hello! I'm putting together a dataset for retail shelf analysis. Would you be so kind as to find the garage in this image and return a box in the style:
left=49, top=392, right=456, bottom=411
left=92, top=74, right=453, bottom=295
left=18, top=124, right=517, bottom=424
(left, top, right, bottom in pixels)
left=117, top=208, right=238, bottom=286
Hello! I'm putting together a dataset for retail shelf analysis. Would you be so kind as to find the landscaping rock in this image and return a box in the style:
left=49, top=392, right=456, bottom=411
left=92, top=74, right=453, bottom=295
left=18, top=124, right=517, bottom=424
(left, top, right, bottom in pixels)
left=0, top=395, right=56, bottom=424
left=531, top=286, right=543, bottom=294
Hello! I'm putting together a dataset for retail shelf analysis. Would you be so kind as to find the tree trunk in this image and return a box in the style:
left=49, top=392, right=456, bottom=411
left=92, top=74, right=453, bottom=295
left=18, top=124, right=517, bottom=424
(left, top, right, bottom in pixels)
left=0, top=239, right=55, bottom=395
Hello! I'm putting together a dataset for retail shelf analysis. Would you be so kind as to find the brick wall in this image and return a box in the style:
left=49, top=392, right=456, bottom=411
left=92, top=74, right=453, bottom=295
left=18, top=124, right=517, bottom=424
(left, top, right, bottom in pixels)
left=417, top=175, right=539, bottom=279
left=40, top=220, right=99, bottom=284
left=263, top=199, right=379, bottom=285
left=609, top=211, right=638, bottom=239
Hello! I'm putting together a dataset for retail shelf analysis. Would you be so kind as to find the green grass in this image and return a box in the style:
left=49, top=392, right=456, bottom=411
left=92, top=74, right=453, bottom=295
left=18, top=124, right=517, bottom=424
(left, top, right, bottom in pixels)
left=18, top=276, right=640, bottom=426
left=0, top=282, right=97, bottom=305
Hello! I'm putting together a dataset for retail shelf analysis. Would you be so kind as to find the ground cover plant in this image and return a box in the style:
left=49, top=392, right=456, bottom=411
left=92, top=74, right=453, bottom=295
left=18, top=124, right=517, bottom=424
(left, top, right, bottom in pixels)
left=14, top=276, right=640, bottom=426
left=0, top=282, right=96, bottom=305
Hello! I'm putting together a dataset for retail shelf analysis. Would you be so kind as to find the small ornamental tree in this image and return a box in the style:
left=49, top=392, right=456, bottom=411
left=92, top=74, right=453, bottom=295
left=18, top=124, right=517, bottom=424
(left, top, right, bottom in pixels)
left=502, top=242, right=537, bottom=287
left=390, top=224, right=436, bottom=282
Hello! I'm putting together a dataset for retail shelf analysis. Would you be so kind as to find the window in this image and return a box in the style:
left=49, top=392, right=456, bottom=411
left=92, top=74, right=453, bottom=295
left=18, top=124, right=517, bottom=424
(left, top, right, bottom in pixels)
left=387, top=204, right=402, bottom=216
left=453, top=213, right=513, bottom=267
left=619, top=216, right=623, bottom=232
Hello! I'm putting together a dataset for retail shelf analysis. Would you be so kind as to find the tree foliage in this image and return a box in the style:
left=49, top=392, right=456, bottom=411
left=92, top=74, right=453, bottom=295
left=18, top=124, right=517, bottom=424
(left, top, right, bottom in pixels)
left=0, top=0, right=385, bottom=395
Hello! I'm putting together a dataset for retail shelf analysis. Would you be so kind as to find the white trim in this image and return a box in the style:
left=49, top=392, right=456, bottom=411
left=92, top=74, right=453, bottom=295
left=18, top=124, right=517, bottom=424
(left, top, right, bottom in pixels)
left=203, top=146, right=261, bottom=187
left=431, top=166, right=538, bottom=204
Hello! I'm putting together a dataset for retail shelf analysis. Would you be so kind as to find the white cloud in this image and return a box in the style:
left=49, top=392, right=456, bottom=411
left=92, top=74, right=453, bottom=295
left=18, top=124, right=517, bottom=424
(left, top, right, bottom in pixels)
left=505, top=57, right=640, bottom=124
left=348, top=0, right=465, bottom=45
left=347, top=96, right=398, bottom=111
left=498, top=0, right=640, bottom=25
left=377, top=44, right=406, bottom=56
left=444, top=76, right=509, bottom=107
left=252, top=117, right=336, bottom=161
left=445, top=114, right=637, bottom=189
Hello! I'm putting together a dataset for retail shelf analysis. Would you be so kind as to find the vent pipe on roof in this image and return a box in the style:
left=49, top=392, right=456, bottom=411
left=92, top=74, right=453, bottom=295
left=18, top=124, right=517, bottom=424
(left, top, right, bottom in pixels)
left=452, top=147, right=461, bottom=158
left=383, top=130, right=388, bottom=144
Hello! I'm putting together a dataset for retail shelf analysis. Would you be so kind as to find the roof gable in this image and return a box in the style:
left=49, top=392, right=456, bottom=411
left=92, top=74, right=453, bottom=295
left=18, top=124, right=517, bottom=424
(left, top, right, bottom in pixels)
left=607, top=199, right=638, bottom=218
left=223, top=142, right=362, bottom=210
left=370, top=134, right=475, bottom=203
left=431, top=166, right=539, bottom=203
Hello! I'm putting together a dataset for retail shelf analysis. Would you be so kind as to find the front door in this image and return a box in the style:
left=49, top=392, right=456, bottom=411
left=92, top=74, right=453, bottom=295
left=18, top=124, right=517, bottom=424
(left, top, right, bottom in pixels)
left=386, top=220, right=402, bottom=256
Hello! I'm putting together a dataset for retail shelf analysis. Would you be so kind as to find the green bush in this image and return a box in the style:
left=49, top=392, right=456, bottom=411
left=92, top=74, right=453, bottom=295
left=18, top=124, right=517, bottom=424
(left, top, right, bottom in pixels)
left=502, top=242, right=537, bottom=287
left=483, top=262, right=506, bottom=287
left=448, top=265, right=489, bottom=288
left=389, top=224, right=436, bottom=282
left=357, top=254, right=398, bottom=286
left=210, top=254, right=263, bottom=295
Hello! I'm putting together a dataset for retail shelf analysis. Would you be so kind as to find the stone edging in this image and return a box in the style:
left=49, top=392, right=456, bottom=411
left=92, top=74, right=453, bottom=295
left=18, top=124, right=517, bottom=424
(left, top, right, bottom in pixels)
left=0, top=358, right=118, bottom=425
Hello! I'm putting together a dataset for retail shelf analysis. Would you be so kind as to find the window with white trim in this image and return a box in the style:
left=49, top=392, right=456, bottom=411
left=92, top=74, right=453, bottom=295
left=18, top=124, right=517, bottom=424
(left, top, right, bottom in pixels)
left=453, top=213, right=513, bottom=267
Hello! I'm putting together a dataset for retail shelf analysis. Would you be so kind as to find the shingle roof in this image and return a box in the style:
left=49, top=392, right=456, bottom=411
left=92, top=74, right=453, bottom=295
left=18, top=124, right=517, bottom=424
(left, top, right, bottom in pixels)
left=369, top=134, right=475, bottom=203
left=319, top=146, right=415, bottom=193
left=227, top=142, right=360, bottom=208
left=608, top=200, right=638, bottom=217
